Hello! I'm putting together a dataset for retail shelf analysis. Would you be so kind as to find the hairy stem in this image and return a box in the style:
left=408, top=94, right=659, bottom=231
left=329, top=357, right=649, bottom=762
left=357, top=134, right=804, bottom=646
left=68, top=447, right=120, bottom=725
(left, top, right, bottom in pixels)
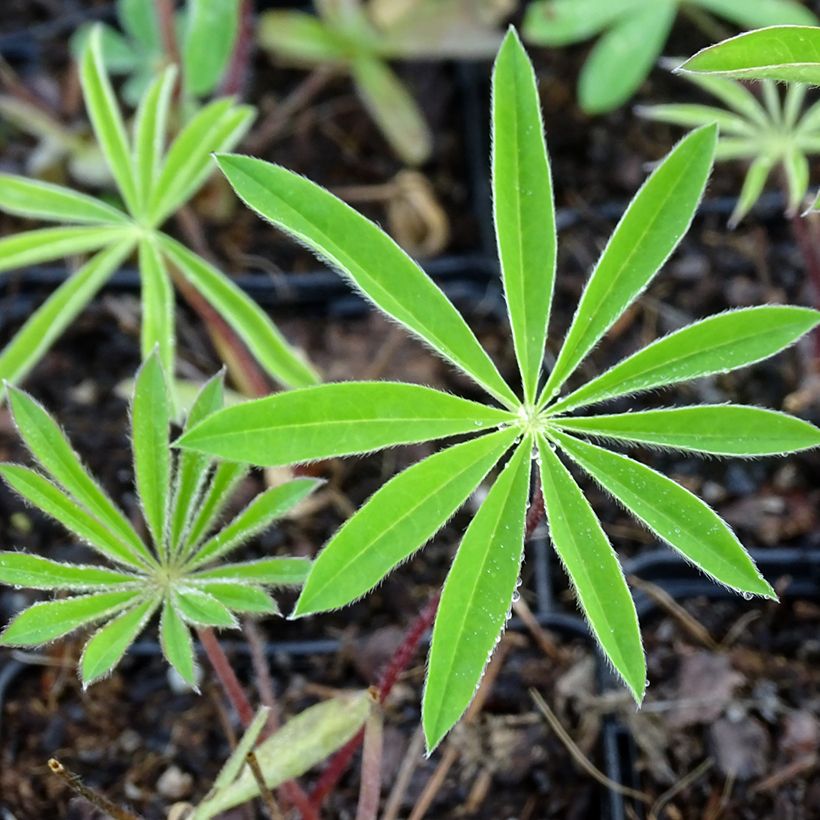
left=197, top=627, right=255, bottom=727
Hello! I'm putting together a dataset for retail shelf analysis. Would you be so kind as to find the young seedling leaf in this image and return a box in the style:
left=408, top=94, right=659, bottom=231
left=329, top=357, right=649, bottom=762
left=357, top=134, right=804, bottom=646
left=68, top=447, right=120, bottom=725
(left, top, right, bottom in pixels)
left=191, top=557, right=312, bottom=586
left=553, top=431, right=776, bottom=599
left=183, top=461, right=249, bottom=554
left=160, top=601, right=198, bottom=686
left=182, top=0, right=240, bottom=98
left=293, top=427, right=519, bottom=618
left=178, top=382, right=514, bottom=466
left=0, top=553, right=138, bottom=590
left=196, top=583, right=279, bottom=615
left=541, top=125, right=718, bottom=405
left=537, top=436, right=645, bottom=701
left=214, top=153, right=517, bottom=408
left=423, top=437, right=531, bottom=751
left=175, top=587, right=238, bottom=628
left=555, top=405, right=820, bottom=456
left=0, top=226, right=130, bottom=273
left=492, top=28, right=556, bottom=403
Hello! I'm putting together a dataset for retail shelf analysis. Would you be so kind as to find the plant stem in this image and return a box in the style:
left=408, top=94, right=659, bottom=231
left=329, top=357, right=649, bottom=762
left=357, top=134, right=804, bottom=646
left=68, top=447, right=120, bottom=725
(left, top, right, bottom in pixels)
left=789, top=213, right=820, bottom=361
left=220, top=0, right=254, bottom=97
left=355, top=701, right=383, bottom=820
left=197, top=627, right=255, bottom=727
left=48, top=759, right=139, bottom=820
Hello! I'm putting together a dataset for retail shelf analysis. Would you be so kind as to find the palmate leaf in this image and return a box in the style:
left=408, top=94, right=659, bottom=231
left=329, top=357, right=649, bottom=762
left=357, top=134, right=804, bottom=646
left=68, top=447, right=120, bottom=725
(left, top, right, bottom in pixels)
left=214, top=153, right=517, bottom=408
left=178, top=382, right=515, bottom=466
left=493, top=29, right=556, bottom=404
left=555, top=405, right=820, bottom=456
left=551, top=431, right=776, bottom=598
left=293, top=428, right=519, bottom=617
left=423, top=437, right=531, bottom=750
left=541, top=125, right=717, bottom=405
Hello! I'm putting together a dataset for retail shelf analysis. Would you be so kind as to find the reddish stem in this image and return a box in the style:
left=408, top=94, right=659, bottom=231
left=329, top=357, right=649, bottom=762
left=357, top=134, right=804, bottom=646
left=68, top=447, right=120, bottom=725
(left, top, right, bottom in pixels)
left=525, top=477, right=545, bottom=539
left=220, top=0, right=254, bottom=98
left=197, top=627, right=255, bottom=727
left=790, top=214, right=820, bottom=360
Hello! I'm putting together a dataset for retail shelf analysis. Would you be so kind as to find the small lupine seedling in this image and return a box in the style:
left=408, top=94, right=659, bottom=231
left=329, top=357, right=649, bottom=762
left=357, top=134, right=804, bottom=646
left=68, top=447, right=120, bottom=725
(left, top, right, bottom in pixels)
left=0, top=27, right=317, bottom=399
left=178, top=30, right=820, bottom=751
left=522, top=0, right=816, bottom=114
left=71, top=0, right=239, bottom=109
left=0, top=353, right=317, bottom=687
left=639, top=61, right=820, bottom=225
left=257, top=0, right=511, bottom=165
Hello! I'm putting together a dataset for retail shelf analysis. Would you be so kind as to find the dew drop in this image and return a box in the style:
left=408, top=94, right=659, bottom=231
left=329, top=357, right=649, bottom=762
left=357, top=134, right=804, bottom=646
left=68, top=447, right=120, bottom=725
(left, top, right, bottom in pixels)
left=741, top=591, right=752, bottom=601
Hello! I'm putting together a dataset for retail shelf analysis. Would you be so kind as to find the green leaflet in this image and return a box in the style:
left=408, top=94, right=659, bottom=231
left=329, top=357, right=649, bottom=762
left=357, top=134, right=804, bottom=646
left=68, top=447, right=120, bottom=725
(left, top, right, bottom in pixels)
left=554, top=405, right=820, bottom=456
left=191, top=557, right=311, bottom=586
left=423, top=437, right=531, bottom=752
left=160, top=601, right=197, bottom=686
left=194, top=692, right=371, bottom=819
left=132, top=66, right=176, bottom=217
left=637, top=103, right=756, bottom=137
left=138, top=239, right=175, bottom=377
left=183, top=461, right=249, bottom=553
left=669, top=71, right=769, bottom=126
left=182, top=0, right=239, bottom=97
left=175, top=587, right=238, bottom=627
left=731, top=155, right=774, bottom=228
left=0, top=465, right=147, bottom=570
left=522, top=0, right=643, bottom=46
left=351, top=56, right=432, bottom=166
left=159, top=235, right=319, bottom=389
left=81, top=596, right=158, bottom=685
left=7, top=387, right=151, bottom=567
left=690, top=0, right=817, bottom=28
left=552, top=431, right=776, bottom=599
left=293, top=427, right=519, bottom=618
left=0, top=590, right=141, bottom=646
left=170, top=372, right=226, bottom=553
left=537, top=436, right=645, bottom=701
left=0, top=175, right=129, bottom=224
left=197, top=583, right=279, bottom=615
left=0, top=226, right=130, bottom=273
left=257, top=11, right=351, bottom=64
left=549, top=306, right=820, bottom=415
left=214, top=153, right=517, bottom=408
left=578, top=3, right=676, bottom=115
left=80, top=27, right=139, bottom=213
left=680, top=26, right=820, bottom=84
left=178, top=382, right=514, bottom=466
left=132, top=353, right=172, bottom=557
left=540, top=125, right=717, bottom=405
left=492, top=29, right=556, bottom=403
left=0, top=241, right=134, bottom=390
left=190, top=478, right=323, bottom=568
left=0, top=553, right=137, bottom=590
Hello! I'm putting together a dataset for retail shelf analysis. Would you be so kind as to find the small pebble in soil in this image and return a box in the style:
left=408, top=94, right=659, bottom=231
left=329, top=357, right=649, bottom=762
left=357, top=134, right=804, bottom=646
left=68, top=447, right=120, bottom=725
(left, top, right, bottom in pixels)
left=157, top=766, right=194, bottom=801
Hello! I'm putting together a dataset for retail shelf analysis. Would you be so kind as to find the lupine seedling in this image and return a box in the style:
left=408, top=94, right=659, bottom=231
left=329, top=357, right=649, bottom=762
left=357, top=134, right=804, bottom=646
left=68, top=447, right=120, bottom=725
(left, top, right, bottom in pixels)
left=71, top=0, right=240, bottom=109
left=0, top=353, right=317, bottom=687
left=178, top=30, right=820, bottom=751
left=639, top=62, right=820, bottom=225
left=522, top=0, right=817, bottom=114
left=0, top=27, right=317, bottom=398
left=257, top=0, right=511, bottom=165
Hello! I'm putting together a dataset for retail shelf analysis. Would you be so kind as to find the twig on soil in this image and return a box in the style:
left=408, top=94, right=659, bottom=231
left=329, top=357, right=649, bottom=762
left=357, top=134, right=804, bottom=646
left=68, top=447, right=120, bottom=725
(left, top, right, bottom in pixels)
left=246, top=751, right=285, bottom=820
left=751, top=753, right=817, bottom=793
left=530, top=689, right=652, bottom=805
left=47, top=758, right=141, bottom=820
left=628, top=576, right=718, bottom=650
left=355, top=695, right=384, bottom=820
left=381, top=726, right=425, bottom=820
left=647, top=758, right=713, bottom=820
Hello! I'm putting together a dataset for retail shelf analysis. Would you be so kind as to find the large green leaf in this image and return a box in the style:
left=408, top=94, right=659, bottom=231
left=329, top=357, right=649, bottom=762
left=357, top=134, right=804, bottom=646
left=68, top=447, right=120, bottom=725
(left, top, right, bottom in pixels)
left=190, top=478, right=322, bottom=567
left=552, top=431, right=776, bottom=598
left=0, top=465, right=148, bottom=570
left=182, top=0, right=239, bottom=97
left=178, top=382, right=514, bottom=466
left=537, top=436, right=645, bottom=700
left=0, top=241, right=134, bottom=391
left=7, top=388, right=152, bottom=567
left=548, top=306, right=820, bottom=414
left=80, top=27, right=139, bottom=213
left=160, top=601, right=197, bottom=686
left=540, top=125, right=717, bottom=405
left=215, top=153, right=517, bottom=408
left=690, top=0, right=817, bottom=29
left=578, top=3, right=676, bottom=114
left=522, top=0, right=644, bottom=45
left=138, top=239, right=175, bottom=377
left=293, top=427, right=519, bottom=618
left=159, top=236, right=319, bottom=389
left=0, top=226, right=130, bottom=274
left=80, top=596, right=158, bottom=684
left=0, top=590, right=140, bottom=646
left=0, top=175, right=129, bottom=224
left=0, top=553, right=137, bottom=590
left=423, top=437, right=531, bottom=752
left=132, top=353, right=172, bottom=558
left=554, top=405, right=820, bottom=456
left=679, top=26, right=820, bottom=84
left=351, top=56, right=432, bottom=166
left=492, top=29, right=556, bottom=404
